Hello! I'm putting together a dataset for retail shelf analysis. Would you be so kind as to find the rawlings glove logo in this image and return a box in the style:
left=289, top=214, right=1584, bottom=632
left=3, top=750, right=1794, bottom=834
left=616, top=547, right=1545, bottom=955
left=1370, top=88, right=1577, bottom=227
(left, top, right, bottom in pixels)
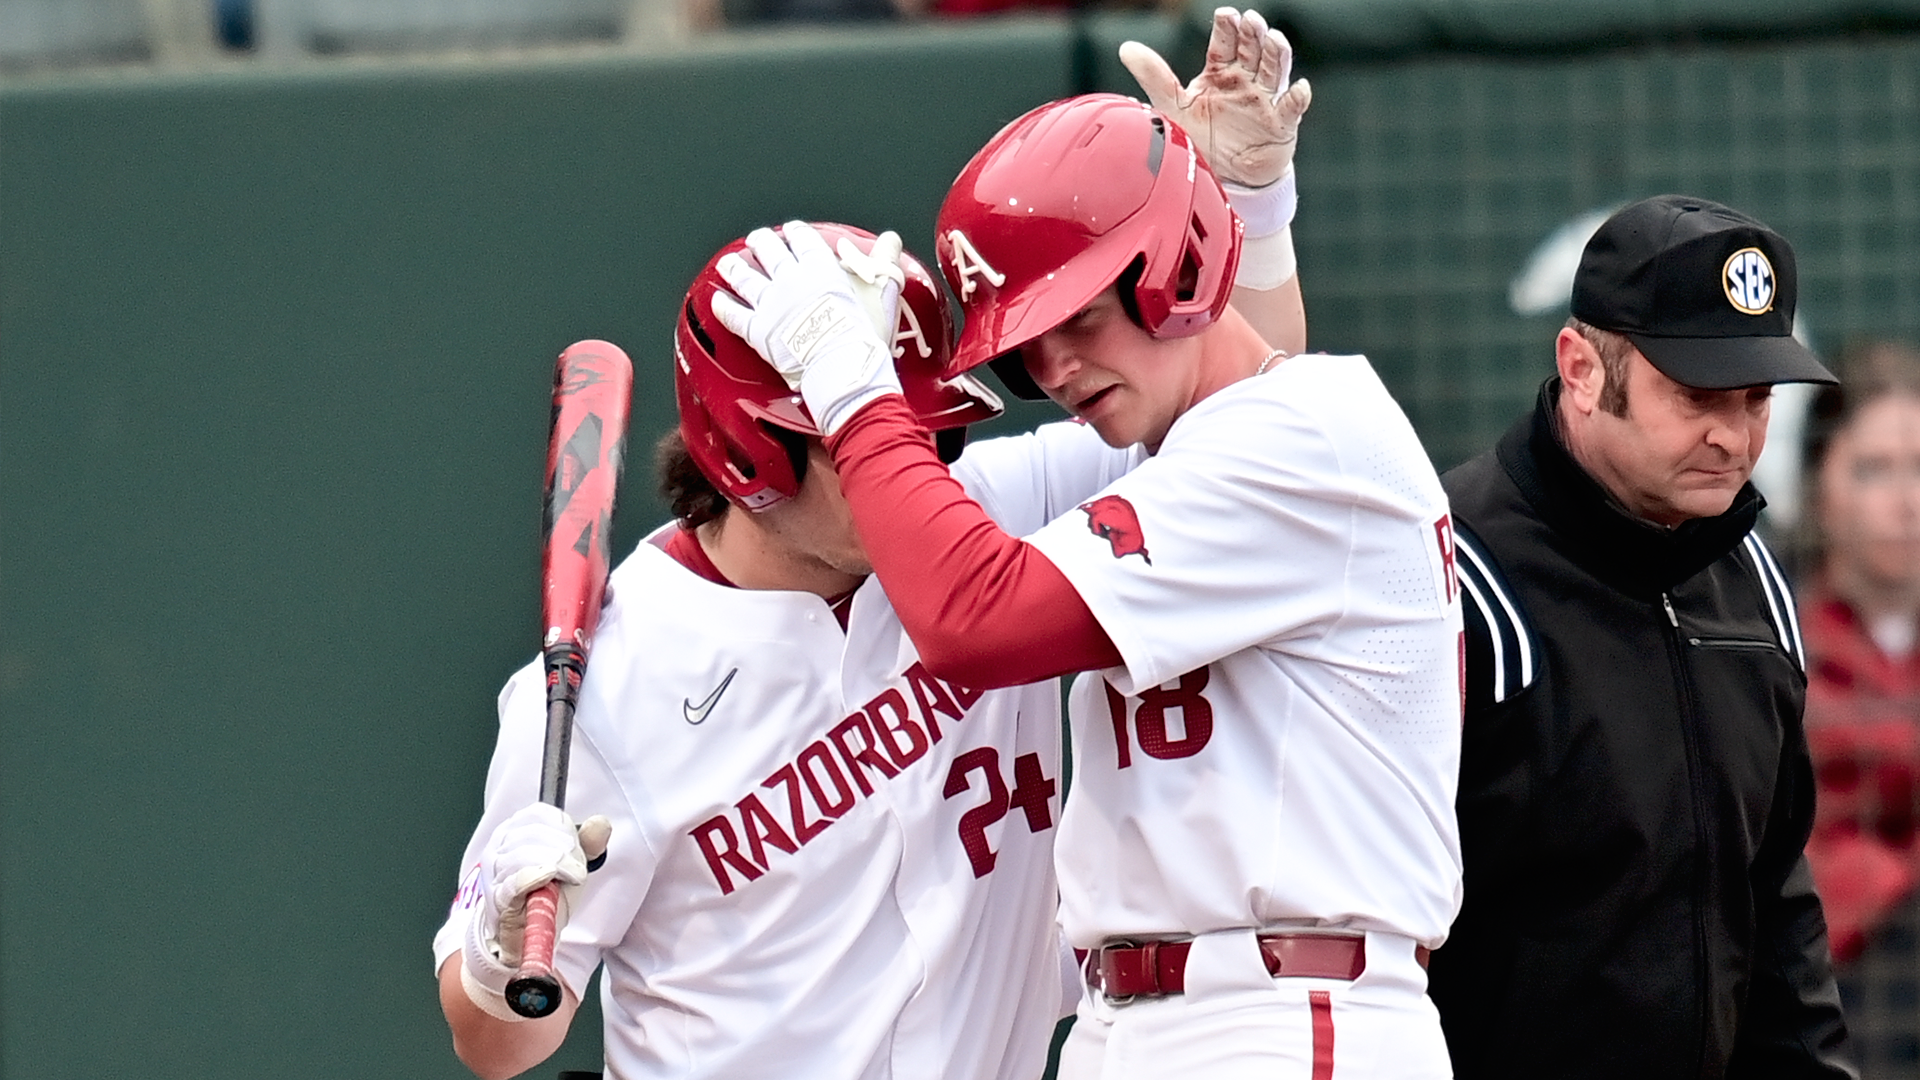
left=782, top=297, right=857, bottom=365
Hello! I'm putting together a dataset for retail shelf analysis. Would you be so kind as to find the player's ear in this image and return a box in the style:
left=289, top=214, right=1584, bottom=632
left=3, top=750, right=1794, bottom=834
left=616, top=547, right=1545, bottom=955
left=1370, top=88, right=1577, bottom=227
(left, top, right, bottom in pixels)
left=1557, top=326, right=1605, bottom=417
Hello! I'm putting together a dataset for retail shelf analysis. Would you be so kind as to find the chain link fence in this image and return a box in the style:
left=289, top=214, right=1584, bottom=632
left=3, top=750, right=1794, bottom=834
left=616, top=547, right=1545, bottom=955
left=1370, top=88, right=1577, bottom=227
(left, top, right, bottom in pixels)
left=1298, top=35, right=1920, bottom=474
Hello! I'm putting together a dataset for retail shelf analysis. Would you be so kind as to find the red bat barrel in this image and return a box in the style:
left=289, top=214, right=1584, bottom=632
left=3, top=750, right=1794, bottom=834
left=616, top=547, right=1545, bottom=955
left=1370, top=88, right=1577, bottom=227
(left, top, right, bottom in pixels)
left=542, top=340, right=634, bottom=666
left=508, top=339, right=633, bottom=1019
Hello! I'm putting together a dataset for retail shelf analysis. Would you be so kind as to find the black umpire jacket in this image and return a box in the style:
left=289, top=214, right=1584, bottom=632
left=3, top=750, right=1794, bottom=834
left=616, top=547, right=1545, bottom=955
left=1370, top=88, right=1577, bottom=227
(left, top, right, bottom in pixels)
left=1428, top=380, right=1853, bottom=1080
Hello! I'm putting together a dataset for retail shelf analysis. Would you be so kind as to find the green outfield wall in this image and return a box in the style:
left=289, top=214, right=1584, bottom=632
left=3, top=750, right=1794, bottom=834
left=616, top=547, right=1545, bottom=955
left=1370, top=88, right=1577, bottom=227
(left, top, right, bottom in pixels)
left=5, top=9, right=1920, bottom=1078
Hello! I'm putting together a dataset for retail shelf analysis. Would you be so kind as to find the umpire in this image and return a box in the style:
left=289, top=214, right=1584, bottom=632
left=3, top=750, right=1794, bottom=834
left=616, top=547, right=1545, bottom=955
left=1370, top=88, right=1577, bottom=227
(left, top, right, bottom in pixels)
left=1430, top=195, right=1854, bottom=1078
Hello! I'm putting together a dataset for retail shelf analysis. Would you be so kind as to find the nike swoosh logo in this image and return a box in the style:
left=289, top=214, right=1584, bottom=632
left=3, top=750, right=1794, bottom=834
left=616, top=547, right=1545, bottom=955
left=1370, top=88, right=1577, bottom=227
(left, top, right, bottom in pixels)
left=683, top=668, right=738, bottom=726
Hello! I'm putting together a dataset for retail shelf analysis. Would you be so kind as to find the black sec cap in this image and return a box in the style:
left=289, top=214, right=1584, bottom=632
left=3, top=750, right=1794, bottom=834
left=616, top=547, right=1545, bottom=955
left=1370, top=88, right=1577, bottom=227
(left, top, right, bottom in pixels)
left=1571, top=194, right=1836, bottom=388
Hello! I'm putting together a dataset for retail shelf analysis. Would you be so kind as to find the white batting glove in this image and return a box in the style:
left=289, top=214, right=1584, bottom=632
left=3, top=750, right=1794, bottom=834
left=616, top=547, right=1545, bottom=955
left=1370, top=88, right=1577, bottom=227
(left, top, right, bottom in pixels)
left=1119, top=7, right=1312, bottom=191
left=835, top=231, right=908, bottom=343
left=710, top=221, right=904, bottom=437
left=461, top=803, right=612, bottom=1020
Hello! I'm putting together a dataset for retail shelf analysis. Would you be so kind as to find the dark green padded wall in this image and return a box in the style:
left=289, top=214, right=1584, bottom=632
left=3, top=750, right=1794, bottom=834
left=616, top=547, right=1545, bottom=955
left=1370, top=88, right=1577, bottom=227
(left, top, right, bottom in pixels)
left=0, top=22, right=1070, bottom=1079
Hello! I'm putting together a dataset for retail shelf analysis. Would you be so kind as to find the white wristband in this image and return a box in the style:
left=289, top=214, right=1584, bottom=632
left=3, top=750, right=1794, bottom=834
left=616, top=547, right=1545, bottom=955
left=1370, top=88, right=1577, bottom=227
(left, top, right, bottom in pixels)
left=798, top=338, right=903, bottom=438
left=461, top=959, right=534, bottom=1023
left=1223, top=168, right=1298, bottom=239
left=461, top=914, right=532, bottom=1023
left=1235, top=226, right=1297, bottom=291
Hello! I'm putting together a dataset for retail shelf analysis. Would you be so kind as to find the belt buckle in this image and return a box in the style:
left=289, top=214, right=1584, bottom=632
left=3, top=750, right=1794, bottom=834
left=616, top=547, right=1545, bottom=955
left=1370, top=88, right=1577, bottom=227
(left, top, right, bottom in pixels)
left=1097, top=939, right=1138, bottom=1006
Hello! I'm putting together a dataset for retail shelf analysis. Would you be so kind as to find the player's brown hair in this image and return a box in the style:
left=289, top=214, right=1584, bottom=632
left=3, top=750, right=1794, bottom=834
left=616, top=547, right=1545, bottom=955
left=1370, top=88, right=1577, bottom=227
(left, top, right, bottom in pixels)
left=655, top=425, right=811, bottom=528
left=657, top=428, right=730, bottom=528
left=1567, top=317, right=1635, bottom=418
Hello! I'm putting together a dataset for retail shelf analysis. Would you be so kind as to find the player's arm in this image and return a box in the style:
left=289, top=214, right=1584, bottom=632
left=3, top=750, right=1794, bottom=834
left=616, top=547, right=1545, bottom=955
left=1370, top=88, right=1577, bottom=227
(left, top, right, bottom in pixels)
left=826, top=398, right=1119, bottom=688
left=1124, top=7, right=1311, bottom=354
left=436, top=799, right=611, bottom=1079
left=438, top=953, right=578, bottom=1080
left=1231, top=274, right=1304, bottom=358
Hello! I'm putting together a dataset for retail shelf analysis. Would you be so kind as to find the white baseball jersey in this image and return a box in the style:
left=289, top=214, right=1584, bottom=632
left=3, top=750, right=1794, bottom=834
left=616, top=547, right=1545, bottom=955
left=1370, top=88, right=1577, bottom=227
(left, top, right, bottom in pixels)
left=434, top=423, right=1135, bottom=1080
left=1022, top=353, right=1466, bottom=950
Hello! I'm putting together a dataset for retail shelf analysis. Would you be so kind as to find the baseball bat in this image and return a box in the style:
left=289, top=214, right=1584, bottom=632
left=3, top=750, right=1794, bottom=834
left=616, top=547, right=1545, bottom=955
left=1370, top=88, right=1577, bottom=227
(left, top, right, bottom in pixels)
left=505, top=339, right=633, bottom=1019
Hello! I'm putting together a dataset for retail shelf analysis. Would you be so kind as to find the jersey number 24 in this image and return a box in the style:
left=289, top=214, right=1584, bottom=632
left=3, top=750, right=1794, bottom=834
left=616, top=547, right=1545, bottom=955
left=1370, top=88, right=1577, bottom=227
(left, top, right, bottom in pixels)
left=943, top=747, right=1056, bottom=879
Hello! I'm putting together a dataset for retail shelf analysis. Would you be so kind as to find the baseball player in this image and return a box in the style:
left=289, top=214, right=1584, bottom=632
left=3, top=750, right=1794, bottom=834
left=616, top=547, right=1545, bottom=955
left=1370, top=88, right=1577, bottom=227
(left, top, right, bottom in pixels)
left=433, top=225, right=1105, bottom=1080
left=710, top=17, right=1463, bottom=1080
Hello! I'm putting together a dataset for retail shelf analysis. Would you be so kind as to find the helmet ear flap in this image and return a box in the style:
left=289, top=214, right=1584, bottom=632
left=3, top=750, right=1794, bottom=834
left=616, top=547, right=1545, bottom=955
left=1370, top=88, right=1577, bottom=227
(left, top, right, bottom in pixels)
left=1134, top=193, right=1240, bottom=339
left=764, top=423, right=811, bottom=490
left=674, top=289, right=809, bottom=512
left=1172, top=204, right=1237, bottom=323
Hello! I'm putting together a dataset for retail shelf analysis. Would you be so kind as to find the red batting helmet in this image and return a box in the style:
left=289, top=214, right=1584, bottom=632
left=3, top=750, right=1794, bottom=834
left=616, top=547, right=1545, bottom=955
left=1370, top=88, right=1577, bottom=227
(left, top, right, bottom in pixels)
left=935, top=93, right=1243, bottom=399
left=675, top=223, right=1003, bottom=511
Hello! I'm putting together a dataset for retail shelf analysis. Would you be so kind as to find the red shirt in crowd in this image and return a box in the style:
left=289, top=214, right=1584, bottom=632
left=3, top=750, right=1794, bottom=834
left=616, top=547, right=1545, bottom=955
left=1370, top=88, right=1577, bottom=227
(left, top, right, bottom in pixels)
left=1800, top=578, right=1920, bottom=961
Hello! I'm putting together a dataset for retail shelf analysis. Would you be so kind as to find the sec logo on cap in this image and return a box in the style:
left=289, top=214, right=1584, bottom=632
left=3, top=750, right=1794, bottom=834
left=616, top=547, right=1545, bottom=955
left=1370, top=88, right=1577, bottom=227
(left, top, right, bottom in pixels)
left=1723, top=247, right=1775, bottom=315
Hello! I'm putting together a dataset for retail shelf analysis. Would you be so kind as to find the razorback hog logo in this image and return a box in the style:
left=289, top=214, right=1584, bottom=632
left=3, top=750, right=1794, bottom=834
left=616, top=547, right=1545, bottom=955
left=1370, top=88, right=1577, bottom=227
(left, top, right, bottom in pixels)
left=1080, top=495, right=1151, bottom=564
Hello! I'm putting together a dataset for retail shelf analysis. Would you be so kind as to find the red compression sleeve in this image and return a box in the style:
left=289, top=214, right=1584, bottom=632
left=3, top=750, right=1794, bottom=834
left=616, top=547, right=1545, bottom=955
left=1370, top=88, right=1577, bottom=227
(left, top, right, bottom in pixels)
left=826, top=396, right=1121, bottom=689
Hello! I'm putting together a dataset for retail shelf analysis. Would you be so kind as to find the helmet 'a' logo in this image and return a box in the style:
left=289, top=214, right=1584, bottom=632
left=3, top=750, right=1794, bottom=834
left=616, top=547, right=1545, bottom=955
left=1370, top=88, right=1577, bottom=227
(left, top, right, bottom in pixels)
left=945, top=229, right=1006, bottom=302
left=1081, top=495, right=1151, bottom=564
left=1723, top=247, right=1775, bottom=315
left=894, top=300, right=930, bottom=360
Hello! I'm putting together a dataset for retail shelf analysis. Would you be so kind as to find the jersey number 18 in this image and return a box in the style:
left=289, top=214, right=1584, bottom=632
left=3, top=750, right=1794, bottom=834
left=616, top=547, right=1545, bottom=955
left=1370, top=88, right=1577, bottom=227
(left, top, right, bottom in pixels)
left=1105, top=668, right=1214, bottom=768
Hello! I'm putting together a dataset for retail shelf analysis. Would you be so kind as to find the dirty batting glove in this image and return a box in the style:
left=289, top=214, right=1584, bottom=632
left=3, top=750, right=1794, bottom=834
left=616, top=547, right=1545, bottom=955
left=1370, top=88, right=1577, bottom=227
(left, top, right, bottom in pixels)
left=460, top=803, right=612, bottom=1021
left=709, top=221, right=903, bottom=437
left=1118, top=7, right=1312, bottom=190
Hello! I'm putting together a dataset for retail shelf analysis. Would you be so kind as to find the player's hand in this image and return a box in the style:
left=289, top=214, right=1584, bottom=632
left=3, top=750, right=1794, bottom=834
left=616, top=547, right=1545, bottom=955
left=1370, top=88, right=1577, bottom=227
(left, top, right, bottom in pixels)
left=1119, top=7, right=1312, bottom=189
left=834, top=230, right=907, bottom=344
left=461, top=804, right=611, bottom=1014
left=710, top=221, right=904, bottom=437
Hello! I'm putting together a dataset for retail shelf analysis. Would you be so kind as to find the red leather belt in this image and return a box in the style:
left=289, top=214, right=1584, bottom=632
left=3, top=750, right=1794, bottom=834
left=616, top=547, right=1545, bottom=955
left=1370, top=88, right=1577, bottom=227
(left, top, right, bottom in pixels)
left=1089, top=932, right=1426, bottom=1001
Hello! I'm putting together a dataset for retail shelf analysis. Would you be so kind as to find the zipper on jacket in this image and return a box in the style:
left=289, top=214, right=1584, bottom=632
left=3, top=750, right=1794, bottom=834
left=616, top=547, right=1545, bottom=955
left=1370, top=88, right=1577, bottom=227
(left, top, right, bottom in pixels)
left=1688, top=637, right=1777, bottom=650
left=1661, top=590, right=1715, bottom=1076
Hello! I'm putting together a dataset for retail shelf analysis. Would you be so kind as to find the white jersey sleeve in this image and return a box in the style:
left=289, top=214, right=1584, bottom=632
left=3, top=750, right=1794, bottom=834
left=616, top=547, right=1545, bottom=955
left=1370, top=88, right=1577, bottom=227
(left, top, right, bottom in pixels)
left=432, top=661, right=656, bottom=1000
left=953, top=419, right=1144, bottom=538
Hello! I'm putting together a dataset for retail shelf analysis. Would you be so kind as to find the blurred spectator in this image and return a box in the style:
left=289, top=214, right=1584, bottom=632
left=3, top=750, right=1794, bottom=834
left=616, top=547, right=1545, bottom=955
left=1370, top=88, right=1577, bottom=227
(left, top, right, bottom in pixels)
left=214, top=0, right=253, bottom=49
left=713, top=0, right=901, bottom=25
left=925, top=0, right=1069, bottom=18
left=925, top=0, right=1175, bottom=17
left=710, top=0, right=1179, bottom=26
left=1798, top=340, right=1920, bottom=966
